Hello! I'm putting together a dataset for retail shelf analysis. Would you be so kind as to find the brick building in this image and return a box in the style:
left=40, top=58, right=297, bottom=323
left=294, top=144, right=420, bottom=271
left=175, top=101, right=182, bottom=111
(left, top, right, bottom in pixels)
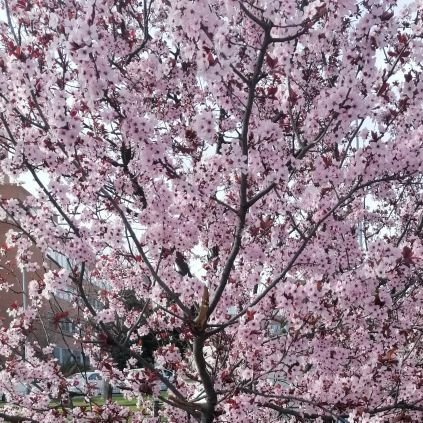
left=0, top=175, right=87, bottom=367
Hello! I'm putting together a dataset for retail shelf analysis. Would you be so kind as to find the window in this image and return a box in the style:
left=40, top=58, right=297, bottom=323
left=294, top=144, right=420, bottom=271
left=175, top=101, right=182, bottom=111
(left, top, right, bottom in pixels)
left=60, top=320, right=76, bottom=335
left=47, top=250, right=73, bottom=272
left=53, top=347, right=87, bottom=365
left=89, top=297, right=104, bottom=311
left=55, top=286, right=76, bottom=302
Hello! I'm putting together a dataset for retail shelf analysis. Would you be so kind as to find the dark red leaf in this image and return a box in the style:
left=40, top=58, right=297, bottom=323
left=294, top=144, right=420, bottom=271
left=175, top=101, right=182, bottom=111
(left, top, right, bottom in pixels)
left=266, top=54, right=278, bottom=69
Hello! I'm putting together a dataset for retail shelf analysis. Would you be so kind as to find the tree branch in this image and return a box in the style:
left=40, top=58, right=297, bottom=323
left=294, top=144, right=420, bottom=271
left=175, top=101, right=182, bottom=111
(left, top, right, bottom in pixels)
left=246, top=183, right=276, bottom=208
left=100, top=189, right=190, bottom=315
left=208, top=25, right=272, bottom=317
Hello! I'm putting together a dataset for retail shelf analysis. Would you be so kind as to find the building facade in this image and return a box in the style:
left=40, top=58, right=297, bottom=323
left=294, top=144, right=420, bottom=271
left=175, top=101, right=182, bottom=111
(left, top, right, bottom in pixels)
left=0, top=176, right=86, bottom=368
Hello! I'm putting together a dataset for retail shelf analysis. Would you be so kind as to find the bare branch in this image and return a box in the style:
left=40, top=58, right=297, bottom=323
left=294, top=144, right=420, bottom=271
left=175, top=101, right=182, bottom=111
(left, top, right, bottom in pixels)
left=211, top=195, right=239, bottom=215
left=246, top=182, right=276, bottom=208
left=208, top=25, right=272, bottom=317
left=100, top=189, right=190, bottom=315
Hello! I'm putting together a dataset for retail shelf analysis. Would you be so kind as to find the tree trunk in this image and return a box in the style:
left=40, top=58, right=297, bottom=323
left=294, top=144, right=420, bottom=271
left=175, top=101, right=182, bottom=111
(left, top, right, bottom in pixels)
left=200, top=411, right=214, bottom=423
left=153, top=398, right=160, bottom=417
left=102, top=379, right=113, bottom=401
left=193, top=336, right=216, bottom=423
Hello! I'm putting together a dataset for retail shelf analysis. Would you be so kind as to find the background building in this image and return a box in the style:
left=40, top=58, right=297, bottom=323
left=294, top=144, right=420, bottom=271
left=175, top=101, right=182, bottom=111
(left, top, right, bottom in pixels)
left=0, top=175, right=86, bottom=368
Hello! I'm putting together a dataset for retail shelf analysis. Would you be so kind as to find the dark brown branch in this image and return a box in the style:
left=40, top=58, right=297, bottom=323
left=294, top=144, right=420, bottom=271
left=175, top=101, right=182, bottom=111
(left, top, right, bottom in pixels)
left=100, top=189, right=190, bottom=315
left=193, top=335, right=217, bottom=423
left=286, top=210, right=306, bottom=241
left=208, top=26, right=272, bottom=317
left=0, top=412, right=38, bottom=423
left=4, top=0, right=19, bottom=45
left=239, top=1, right=271, bottom=30
left=26, top=163, right=81, bottom=237
left=246, top=183, right=276, bottom=208
left=211, top=195, right=239, bottom=215
left=244, top=389, right=347, bottom=422
left=270, top=29, right=309, bottom=43
left=207, top=174, right=412, bottom=335
left=230, top=64, right=250, bottom=84
left=124, top=0, right=152, bottom=64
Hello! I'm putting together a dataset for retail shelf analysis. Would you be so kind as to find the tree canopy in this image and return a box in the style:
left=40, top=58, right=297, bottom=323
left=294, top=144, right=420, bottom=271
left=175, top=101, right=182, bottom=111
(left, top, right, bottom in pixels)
left=0, top=0, right=423, bottom=422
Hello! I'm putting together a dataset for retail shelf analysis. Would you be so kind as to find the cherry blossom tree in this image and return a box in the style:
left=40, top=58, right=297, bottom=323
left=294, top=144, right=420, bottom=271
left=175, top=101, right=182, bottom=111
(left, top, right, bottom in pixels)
left=0, top=0, right=423, bottom=421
